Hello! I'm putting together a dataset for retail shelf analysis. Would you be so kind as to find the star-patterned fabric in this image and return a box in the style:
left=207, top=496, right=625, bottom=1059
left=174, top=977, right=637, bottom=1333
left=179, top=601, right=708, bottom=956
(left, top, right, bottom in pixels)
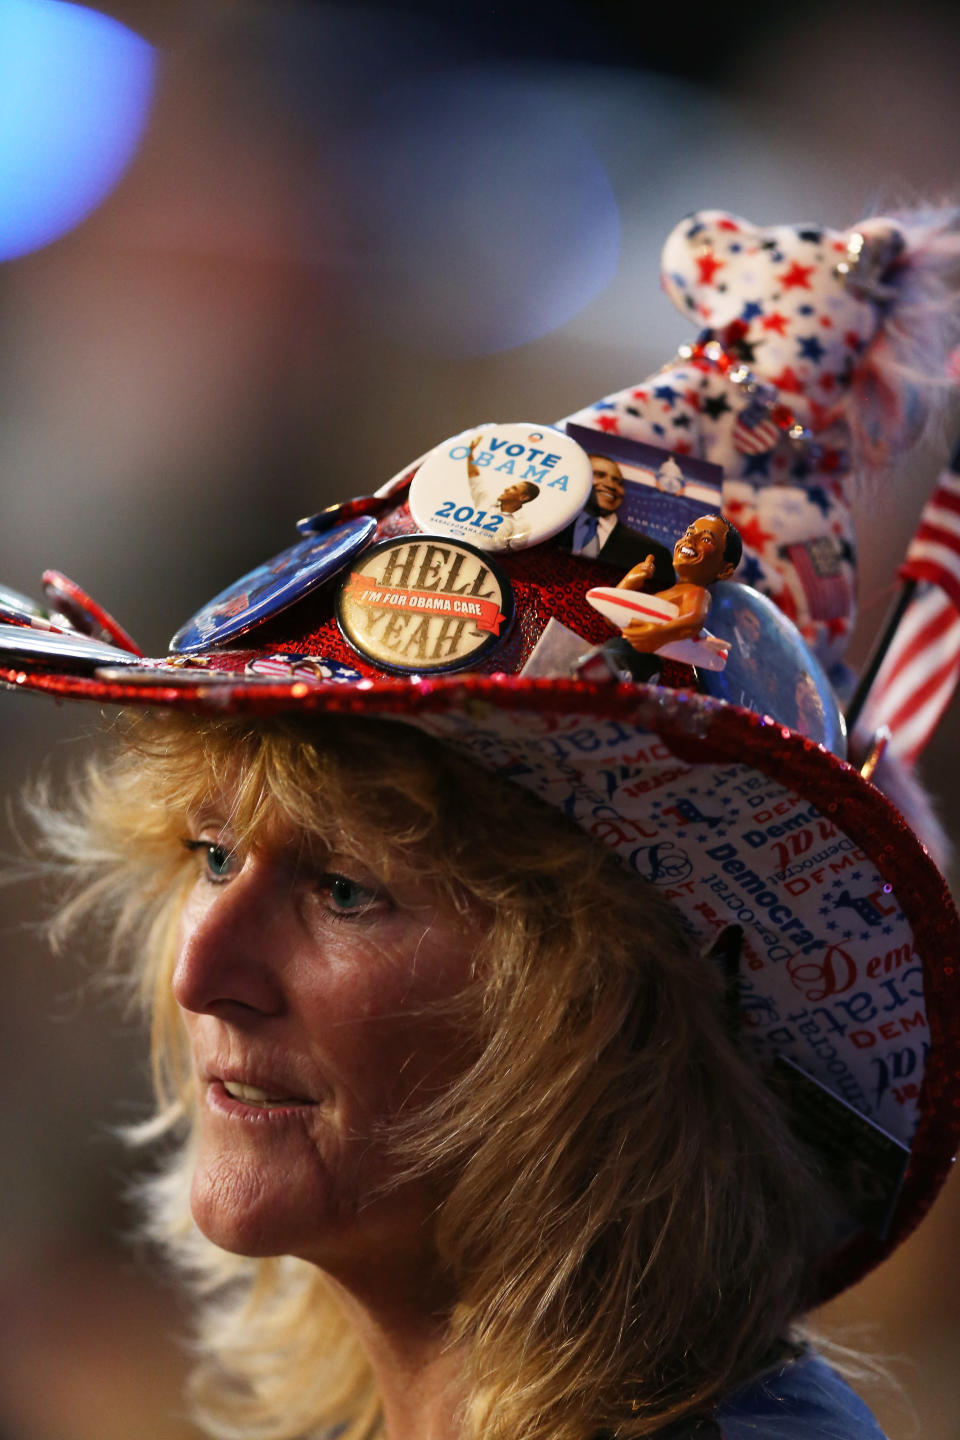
left=564, top=209, right=887, bottom=672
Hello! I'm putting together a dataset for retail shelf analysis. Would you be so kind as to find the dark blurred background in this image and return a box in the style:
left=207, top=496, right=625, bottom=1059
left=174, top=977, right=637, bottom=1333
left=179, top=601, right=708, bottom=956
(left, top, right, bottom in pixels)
left=2, top=2, right=959, bottom=1435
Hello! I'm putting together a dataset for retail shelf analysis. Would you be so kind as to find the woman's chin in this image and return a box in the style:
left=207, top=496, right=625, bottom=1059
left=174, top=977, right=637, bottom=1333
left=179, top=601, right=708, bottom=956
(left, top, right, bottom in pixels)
left=189, top=1155, right=331, bottom=1259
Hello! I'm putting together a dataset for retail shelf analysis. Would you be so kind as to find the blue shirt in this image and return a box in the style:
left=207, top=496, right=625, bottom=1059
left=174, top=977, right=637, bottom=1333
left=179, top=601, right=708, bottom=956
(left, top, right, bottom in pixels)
left=713, top=1352, right=887, bottom=1439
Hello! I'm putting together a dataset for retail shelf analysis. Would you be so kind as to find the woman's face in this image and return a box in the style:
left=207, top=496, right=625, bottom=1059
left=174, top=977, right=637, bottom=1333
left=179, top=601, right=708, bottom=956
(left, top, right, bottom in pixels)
left=173, top=804, right=480, bottom=1288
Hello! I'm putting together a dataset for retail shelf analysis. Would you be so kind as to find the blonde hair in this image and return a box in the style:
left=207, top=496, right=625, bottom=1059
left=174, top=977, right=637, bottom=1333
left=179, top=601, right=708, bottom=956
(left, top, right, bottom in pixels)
left=30, top=712, right=833, bottom=1440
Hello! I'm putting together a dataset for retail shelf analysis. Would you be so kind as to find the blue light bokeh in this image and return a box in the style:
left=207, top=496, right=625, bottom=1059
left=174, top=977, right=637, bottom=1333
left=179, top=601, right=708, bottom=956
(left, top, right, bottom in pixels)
left=0, top=0, right=155, bottom=261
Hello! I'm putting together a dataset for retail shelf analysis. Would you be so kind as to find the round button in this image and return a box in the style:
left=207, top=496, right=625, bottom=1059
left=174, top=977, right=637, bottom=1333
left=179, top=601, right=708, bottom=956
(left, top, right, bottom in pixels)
left=170, top=516, right=377, bottom=653
left=0, top=622, right=140, bottom=670
left=337, top=535, right=513, bottom=674
left=0, top=581, right=61, bottom=630
left=42, top=570, right=142, bottom=655
left=408, top=422, right=592, bottom=551
left=698, top=581, right=846, bottom=756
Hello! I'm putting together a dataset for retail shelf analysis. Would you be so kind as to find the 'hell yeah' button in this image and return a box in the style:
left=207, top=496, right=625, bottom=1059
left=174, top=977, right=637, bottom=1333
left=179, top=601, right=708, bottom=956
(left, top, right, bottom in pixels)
left=336, top=536, right=513, bottom=674
left=408, top=422, right=592, bottom=552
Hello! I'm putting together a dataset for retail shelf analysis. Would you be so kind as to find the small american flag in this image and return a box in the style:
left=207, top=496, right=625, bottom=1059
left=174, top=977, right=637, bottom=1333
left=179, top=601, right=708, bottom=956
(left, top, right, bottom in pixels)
left=852, top=445, right=960, bottom=766
left=733, top=415, right=781, bottom=455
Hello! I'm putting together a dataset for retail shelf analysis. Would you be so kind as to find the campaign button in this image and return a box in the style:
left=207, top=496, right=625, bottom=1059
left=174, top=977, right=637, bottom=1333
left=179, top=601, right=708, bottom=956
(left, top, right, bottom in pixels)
left=0, top=581, right=64, bottom=631
left=297, top=502, right=352, bottom=536
left=42, top=570, right=143, bottom=655
left=698, top=581, right=846, bottom=756
left=408, top=422, right=592, bottom=552
left=296, top=495, right=387, bottom=536
left=0, top=622, right=141, bottom=670
left=169, top=516, right=377, bottom=654
left=336, top=535, right=513, bottom=674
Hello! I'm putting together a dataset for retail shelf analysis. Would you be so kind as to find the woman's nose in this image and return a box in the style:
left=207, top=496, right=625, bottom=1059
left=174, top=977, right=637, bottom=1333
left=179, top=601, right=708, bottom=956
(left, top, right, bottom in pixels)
left=172, top=861, right=287, bottom=1021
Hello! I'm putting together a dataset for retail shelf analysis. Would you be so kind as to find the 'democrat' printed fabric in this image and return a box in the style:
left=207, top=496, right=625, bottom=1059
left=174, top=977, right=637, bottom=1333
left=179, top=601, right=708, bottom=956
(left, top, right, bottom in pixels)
left=412, top=705, right=924, bottom=1145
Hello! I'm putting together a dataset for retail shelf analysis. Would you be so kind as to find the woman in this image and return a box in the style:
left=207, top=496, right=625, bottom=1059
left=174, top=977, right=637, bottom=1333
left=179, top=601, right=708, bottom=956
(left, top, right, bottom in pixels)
left=9, top=445, right=960, bottom=1439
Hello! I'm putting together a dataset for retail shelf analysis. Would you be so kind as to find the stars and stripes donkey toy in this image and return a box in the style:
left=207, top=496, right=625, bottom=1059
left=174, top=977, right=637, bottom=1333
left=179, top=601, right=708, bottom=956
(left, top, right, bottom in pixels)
left=565, top=207, right=960, bottom=684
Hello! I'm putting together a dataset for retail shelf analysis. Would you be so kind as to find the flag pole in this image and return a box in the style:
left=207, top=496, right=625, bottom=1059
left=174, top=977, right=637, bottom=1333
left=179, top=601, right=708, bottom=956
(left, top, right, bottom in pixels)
left=845, top=578, right=918, bottom=735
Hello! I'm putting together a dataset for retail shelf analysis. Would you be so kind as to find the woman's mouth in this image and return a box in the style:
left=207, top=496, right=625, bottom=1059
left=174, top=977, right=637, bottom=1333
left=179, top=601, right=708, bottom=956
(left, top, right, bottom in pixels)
left=207, top=1076, right=318, bottom=1118
left=222, top=1079, right=314, bottom=1108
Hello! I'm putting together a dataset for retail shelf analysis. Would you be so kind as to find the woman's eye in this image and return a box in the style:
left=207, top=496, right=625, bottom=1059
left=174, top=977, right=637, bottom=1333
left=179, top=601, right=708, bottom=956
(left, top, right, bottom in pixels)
left=183, top=838, right=235, bottom=883
left=205, top=844, right=234, bottom=880
left=320, top=873, right=382, bottom=919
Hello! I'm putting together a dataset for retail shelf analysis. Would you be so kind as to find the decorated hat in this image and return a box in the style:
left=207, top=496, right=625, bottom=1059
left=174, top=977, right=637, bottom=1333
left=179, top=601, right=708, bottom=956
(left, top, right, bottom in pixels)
left=3, top=416, right=959, bottom=1301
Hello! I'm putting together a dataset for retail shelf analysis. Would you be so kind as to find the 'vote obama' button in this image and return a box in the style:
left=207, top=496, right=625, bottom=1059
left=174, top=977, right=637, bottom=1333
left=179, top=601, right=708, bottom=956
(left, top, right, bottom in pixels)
left=408, top=422, right=592, bottom=552
left=336, top=536, right=514, bottom=675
